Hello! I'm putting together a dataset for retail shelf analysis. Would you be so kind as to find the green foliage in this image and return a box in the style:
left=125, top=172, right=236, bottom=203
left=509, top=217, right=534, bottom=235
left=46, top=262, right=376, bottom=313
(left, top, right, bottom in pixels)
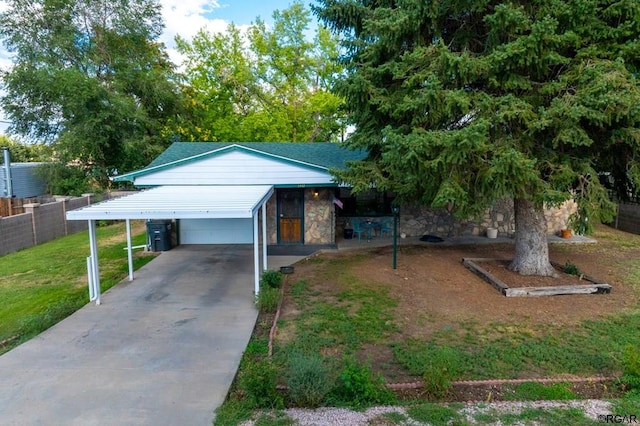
left=175, top=2, right=345, bottom=143
left=0, top=136, right=52, bottom=162
left=316, top=0, right=640, bottom=243
left=257, top=287, right=280, bottom=314
left=620, top=345, right=640, bottom=392
left=505, top=382, right=577, bottom=401
left=420, top=345, right=463, bottom=398
left=261, top=270, right=284, bottom=289
left=0, top=0, right=184, bottom=186
left=286, top=352, right=333, bottom=407
left=328, top=357, right=396, bottom=408
left=36, top=163, right=93, bottom=196
left=406, top=403, right=463, bottom=425
left=563, top=261, right=580, bottom=276
left=238, top=359, right=284, bottom=409
left=495, top=407, right=596, bottom=425
left=213, top=398, right=254, bottom=426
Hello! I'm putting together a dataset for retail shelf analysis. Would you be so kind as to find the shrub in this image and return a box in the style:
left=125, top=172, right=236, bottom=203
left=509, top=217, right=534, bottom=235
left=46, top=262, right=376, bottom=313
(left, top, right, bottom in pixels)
left=261, top=270, right=284, bottom=289
left=329, top=356, right=396, bottom=408
left=563, top=261, right=580, bottom=276
left=422, top=345, right=462, bottom=398
left=256, top=286, right=280, bottom=313
left=238, top=359, right=284, bottom=409
left=286, top=352, right=333, bottom=407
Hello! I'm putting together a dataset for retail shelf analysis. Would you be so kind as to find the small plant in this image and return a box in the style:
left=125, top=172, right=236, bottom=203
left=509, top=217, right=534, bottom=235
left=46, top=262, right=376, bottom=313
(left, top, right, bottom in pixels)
left=620, top=345, right=640, bottom=392
left=328, top=356, right=396, bottom=408
left=261, top=270, right=284, bottom=289
left=422, top=345, right=462, bottom=398
left=563, top=261, right=580, bottom=276
left=238, top=359, right=284, bottom=409
left=256, top=286, right=280, bottom=313
left=286, top=352, right=333, bottom=407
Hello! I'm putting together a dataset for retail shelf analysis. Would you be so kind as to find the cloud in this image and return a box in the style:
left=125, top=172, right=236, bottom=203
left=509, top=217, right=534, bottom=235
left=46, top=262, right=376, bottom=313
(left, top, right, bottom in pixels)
left=159, top=0, right=231, bottom=66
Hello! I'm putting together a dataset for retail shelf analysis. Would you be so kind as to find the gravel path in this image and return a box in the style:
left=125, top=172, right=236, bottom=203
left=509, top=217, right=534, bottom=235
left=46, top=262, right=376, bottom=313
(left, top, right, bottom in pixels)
left=240, top=399, right=612, bottom=425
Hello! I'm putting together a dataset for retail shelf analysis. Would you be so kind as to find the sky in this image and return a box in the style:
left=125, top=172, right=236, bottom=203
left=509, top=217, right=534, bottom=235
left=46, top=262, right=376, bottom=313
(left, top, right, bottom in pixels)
left=0, top=0, right=315, bottom=136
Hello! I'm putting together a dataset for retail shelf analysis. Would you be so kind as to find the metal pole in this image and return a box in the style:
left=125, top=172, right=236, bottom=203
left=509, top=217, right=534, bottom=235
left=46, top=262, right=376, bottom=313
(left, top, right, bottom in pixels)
left=393, top=208, right=398, bottom=269
left=2, top=147, right=13, bottom=198
left=126, top=219, right=134, bottom=281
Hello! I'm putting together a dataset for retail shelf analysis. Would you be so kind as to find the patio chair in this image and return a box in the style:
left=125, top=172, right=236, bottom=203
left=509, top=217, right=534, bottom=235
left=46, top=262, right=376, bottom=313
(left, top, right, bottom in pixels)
left=380, top=220, right=392, bottom=238
left=352, top=221, right=365, bottom=241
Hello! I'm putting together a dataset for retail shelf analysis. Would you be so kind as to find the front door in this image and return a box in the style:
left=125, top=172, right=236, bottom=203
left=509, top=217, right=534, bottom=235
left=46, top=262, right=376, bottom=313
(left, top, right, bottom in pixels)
left=278, top=189, right=303, bottom=244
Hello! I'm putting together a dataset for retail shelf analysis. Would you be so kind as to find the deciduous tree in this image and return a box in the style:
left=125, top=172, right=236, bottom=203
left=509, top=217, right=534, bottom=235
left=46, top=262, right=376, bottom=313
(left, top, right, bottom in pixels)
left=0, top=0, right=184, bottom=186
left=175, top=2, right=345, bottom=142
left=314, top=0, right=640, bottom=275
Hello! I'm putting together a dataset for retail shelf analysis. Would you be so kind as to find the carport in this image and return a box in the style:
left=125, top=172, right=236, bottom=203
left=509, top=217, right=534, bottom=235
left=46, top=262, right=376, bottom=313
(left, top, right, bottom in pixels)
left=66, top=185, right=274, bottom=304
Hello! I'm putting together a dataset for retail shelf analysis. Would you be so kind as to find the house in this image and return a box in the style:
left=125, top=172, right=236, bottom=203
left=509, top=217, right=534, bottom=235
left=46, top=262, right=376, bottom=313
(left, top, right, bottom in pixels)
left=112, top=142, right=369, bottom=246
left=66, top=142, right=368, bottom=303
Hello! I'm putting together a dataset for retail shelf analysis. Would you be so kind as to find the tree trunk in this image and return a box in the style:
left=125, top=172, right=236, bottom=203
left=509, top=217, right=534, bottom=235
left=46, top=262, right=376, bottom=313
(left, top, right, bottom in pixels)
left=508, top=198, right=558, bottom=277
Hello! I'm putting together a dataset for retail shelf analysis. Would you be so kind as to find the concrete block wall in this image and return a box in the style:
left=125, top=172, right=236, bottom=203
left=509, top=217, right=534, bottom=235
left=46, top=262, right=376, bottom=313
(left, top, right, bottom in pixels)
left=64, top=198, right=90, bottom=234
left=0, top=213, right=35, bottom=256
left=0, top=195, right=94, bottom=256
left=25, top=203, right=66, bottom=244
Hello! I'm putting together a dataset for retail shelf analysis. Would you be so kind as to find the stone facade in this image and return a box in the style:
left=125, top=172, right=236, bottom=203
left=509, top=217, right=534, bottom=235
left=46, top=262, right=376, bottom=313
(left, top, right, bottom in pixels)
left=304, top=188, right=334, bottom=244
left=336, top=198, right=578, bottom=239
left=265, top=188, right=335, bottom=245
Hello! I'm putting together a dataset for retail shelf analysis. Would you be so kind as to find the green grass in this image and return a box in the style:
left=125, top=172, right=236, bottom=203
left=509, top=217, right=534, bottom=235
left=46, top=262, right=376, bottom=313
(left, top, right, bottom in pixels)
left=0, top=221, right=154, bottom=351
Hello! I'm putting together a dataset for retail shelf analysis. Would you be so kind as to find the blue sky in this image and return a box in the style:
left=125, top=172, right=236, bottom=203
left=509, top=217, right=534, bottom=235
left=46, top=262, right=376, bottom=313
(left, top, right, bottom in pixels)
left=0, top=0, right=317, bottom=135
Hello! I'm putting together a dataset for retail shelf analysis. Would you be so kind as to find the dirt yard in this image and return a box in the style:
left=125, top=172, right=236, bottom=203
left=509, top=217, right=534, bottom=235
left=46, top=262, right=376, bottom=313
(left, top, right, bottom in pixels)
left=287, top=225, right=638, bottom=342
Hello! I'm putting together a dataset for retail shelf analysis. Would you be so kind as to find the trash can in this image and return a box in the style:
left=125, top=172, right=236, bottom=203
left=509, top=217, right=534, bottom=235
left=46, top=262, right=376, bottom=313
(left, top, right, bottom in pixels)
left=343, top=228, right=354, bottom=240
left=147, top=220, right=172, bottom=252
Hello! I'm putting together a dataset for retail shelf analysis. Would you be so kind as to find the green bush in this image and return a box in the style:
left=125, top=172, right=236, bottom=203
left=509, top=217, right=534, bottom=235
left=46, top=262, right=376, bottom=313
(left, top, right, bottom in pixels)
left=286, top=352, right=333, bottom=407
left=261, top=270, right=284, bottom=289
left=238, top=359, right=284, bottom=409
left=257, top=286, right=280, bottom=313
left=422, top=345, right=462, bottom=398
left=328, top=356, right=396, bottom=408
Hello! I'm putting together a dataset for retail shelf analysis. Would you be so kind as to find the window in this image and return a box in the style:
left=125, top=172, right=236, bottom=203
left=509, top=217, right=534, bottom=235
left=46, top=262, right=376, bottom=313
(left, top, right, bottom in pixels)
left=335, top=188, right=396, bottom=217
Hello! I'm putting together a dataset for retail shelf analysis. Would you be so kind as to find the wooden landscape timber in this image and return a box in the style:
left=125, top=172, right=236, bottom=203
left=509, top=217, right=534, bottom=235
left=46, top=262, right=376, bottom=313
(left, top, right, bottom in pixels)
left=463, top=258, right=612, bottom=297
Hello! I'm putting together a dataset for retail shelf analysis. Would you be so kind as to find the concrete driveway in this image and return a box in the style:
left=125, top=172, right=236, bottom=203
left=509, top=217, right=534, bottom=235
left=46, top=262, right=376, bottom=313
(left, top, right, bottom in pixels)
left=0, top=245, right=299, bottom=425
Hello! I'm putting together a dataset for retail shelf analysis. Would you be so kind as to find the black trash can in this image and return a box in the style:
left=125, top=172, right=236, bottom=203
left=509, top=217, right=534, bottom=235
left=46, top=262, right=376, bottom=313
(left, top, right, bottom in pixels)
left=343, top=228, right=354, bottom=240
left=147, top=220, right=172, bottom=252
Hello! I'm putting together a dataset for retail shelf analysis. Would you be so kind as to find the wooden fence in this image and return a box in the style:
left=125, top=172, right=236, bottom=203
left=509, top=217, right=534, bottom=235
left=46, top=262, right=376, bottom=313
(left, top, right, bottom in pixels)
left=0, top=197, right=56, bottom=217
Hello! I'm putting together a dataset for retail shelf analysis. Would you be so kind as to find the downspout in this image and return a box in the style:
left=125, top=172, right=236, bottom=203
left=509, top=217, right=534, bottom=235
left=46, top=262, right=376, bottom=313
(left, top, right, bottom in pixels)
left=2, top=147, right=13, bottom=198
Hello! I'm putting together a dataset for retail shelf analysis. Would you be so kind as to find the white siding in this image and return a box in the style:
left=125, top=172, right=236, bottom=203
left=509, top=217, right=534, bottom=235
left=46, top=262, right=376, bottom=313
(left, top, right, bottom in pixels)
left=180, top=218, right=253, bottom=244
left=134, top=150, right=333, bottom=186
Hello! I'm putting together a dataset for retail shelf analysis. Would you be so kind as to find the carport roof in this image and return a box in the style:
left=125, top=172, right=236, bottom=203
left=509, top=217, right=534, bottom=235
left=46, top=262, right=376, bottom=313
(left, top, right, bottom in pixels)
left=66, top=185, right=274, bottom=220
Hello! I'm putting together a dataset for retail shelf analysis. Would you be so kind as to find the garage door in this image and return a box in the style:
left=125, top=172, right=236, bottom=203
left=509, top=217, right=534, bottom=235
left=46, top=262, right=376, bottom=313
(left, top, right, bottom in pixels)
left=180, top=218, right=253, bottom=244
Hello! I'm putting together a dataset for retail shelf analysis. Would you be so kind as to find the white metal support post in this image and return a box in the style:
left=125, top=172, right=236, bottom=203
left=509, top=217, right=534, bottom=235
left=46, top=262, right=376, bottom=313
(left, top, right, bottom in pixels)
left=262, top=202, right=267, bottom=271
left=87, top=219, right=101, bottom=305
left=126, top=219, right=134, bottom=281
left=253, top=212, right=260, bottom=295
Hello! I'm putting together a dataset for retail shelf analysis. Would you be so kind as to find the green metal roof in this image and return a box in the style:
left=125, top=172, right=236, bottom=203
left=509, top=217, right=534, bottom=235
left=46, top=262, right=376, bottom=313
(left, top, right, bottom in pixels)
left=114, top=142, right=366, bottom=182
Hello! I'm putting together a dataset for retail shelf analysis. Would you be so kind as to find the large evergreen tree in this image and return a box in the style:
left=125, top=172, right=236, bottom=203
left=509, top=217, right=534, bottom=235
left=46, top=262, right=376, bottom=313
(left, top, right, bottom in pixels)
left=0, top=0, right=184, bottom=186
left=315, top=0, right=640, bottom=276
left=175, top=2, right=345, bottom=142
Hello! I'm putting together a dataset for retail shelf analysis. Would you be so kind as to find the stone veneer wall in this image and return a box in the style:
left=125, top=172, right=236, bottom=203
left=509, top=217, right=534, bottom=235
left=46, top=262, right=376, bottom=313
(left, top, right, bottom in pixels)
left=266, top=193, right=278, bottom=244
left=336, top=198, right=578, bottom=239
left=264, top=189, right=335, bottom=245
left=304, top=188, right=334, bottom=244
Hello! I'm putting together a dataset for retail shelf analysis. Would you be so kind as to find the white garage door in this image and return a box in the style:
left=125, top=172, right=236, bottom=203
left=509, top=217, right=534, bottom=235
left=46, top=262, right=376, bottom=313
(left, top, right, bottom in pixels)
left=180, top=218, right=254, bottom=244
